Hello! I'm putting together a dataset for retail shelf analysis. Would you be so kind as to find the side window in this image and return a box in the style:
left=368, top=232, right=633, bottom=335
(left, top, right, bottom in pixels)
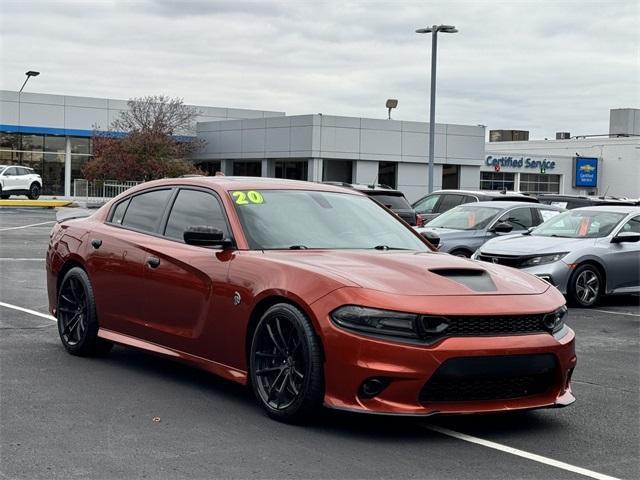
left=121, top=189, right=172, bottom=233
left=413, top=194, right=440, bottom=214
left=621, top=215, right=640, bottom=234
left=437, top=194, right=465, bottom=213
left=164, top=189, right=229, bottom=241
left=461, top=195, right=478, bottom=205
left=4, top=167, right=17, bottom=176
left=109, top=198, right=130, bottom=225
left=499, top=207, right=534, bottom=231
left=539, top=209, right=561, bottom=223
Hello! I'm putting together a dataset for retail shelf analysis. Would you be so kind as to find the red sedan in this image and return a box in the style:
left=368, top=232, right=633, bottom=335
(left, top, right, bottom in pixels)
left=46, top=177, right=576, bottom=422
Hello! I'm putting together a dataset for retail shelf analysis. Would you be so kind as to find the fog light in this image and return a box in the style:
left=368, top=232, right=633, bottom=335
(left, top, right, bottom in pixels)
left=358, top=377, right=391, bottom=399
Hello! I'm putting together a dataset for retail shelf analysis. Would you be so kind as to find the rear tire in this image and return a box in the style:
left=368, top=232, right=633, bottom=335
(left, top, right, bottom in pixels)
left=450, top=249, right=471, bottom=258
left=568, top=264, right=602, bottom=307
left=57, top=267, right=113, bottom=356
left=28, top=182, right=41, bottom=200
left=249, top=303, right=324, bottom=423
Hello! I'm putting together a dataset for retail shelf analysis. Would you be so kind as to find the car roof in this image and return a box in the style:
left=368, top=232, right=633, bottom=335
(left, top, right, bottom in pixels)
left=322, top=181, right=403, bottom=194
left=129, top=176, right=366, bottom=195
left=467, top=201, right=562, bottom=209
left=432, top=189, right=531, bottom=197
left=572, top=205, right=640, bottom=214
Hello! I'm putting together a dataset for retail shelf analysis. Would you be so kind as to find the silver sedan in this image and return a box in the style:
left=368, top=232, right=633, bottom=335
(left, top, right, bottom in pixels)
left=473, top=206, right=640, bottom=307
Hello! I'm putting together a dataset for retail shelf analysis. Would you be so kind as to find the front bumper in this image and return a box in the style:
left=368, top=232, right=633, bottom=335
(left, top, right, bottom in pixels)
left=520, top=261, right=574, bottom=294
left=311, top=288, right=576, bottom=416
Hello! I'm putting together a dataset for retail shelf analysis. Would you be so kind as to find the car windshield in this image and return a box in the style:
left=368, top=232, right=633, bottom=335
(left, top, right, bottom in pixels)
left=427, top=205, right=501, bottom=230
left=231, top=189, right=429, bottom=251
left=532, top=210, right=626, bottom=238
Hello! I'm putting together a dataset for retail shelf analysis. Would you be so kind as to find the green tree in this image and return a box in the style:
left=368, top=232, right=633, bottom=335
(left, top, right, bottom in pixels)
left=83, top=95, right=204, bottom=182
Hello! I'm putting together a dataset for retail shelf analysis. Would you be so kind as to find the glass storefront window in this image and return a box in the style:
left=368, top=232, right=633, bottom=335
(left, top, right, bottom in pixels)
left=70, top=137, right=90, bottom=154
left=323, top=160, right=353, bottom=183
left=44, top=135, right=66, bottom=153
left=233, top=161, right=261, bottom=177
left=42, top=153, right=65, bottom=195
left=520, top=173, right=561, bottom=194
left=21, top=134, right=44, bottom=151
left=378, top=162, right=397, bottom=188
left=480, top=172, right=516, bottom=191
left=71, top=155, right=91, bottom=182
left=275, top=160, right=308, bottom=180
left=0, top=133, right=20, bottom=150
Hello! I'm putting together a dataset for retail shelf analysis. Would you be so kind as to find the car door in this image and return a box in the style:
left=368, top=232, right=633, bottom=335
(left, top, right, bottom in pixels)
left=130, top=187, right=234, bottom=357
left=603, top=215, right=640, bottom=292
left=87, top=188, right=174, bottom=337
left=2, top=167, right=19, bottom=191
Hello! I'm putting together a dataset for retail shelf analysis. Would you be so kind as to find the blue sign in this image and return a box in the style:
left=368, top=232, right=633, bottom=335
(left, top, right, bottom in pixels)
left=574, top=157, right=598, bottom=188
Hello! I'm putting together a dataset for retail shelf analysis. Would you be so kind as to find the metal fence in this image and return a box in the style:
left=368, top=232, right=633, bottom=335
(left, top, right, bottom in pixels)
left=73, top=179, right=141, bottom=202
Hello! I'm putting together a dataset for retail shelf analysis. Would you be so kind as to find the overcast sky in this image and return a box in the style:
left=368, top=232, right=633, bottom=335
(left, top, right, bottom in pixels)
left=1, top=0, right=638, bottom=139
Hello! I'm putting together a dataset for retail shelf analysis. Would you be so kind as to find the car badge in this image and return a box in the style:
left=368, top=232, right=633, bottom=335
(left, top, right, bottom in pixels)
left=233, top=292, right=242, bottom=306
left=492, top=258, right=499, bottom=264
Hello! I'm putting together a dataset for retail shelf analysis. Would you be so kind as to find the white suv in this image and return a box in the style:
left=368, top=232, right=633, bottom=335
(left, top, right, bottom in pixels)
left=0, top=165, right=43, bottom=200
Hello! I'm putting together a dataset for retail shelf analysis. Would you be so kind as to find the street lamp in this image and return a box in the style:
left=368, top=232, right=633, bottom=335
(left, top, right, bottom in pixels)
left=386, top=98, right=398, bottom=120
left=19, top=70, right=40, bottom=93
left=416, top=25, right=457, bottom=193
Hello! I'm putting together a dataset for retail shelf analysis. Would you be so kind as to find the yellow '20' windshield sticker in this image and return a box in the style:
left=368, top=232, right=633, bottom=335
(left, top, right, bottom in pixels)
left=232, top=191, right=265, bottom=205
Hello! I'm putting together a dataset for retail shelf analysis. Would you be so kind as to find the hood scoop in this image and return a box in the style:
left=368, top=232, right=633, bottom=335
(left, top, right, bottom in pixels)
left=428, top=268, right=497, bottom=292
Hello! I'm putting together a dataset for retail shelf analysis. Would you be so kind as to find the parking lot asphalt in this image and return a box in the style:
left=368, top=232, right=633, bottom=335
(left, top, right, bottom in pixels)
left=1, top=208, right=638, bottom=480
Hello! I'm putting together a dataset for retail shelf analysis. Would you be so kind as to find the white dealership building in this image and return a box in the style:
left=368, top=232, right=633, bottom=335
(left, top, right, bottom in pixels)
left=1, top=89, right=638, bottom=200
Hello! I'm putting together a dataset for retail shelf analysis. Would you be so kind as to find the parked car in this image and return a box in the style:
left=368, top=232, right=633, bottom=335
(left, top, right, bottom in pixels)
left=537, top=194, right=639, bottom=209
left=0, top=165, right=42, bottom=199
left=47, top=177, right=575, bottom=422
left=415, top=201, right=564, bottom=257
left=473, top=206, right=640, bottom=307
left=413, top=189, right=538, bottom=223
left=323, top=182, right=421, bottom=226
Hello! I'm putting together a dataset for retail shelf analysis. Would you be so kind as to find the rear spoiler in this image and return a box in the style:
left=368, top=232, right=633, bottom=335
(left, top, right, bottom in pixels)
left=56, top=208, right=93, bottom=223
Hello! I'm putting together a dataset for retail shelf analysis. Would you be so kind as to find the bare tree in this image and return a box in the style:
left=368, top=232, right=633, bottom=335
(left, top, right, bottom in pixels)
left=111, top=95, right=200, bottom=136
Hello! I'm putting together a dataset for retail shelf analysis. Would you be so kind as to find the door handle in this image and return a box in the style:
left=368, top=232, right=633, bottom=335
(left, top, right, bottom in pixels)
left=91, top=239, right=102, bottom=249
left=146, top=256, right=160, bottom=268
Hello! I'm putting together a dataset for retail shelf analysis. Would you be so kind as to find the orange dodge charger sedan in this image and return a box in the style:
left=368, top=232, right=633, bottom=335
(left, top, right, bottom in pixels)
left=46, top=177, right=576, bottom=422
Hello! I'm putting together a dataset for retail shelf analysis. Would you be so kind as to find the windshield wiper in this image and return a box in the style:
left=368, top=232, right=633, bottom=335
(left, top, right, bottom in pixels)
left=288, top=245, right=309, bottom=250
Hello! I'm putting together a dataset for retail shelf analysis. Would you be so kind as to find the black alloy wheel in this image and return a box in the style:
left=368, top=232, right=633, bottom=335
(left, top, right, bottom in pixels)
left=57, top=267, right=112, bottom=356
left=250, top=303, right=323, bottom=423
left=568, top=264, right=602, bottom=308
left=28, top=183, right=41, bottom=200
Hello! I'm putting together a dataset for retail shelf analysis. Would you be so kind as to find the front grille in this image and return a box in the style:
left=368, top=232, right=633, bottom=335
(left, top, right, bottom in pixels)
left=420, top=354, right=558, bottom=402
left=419, top=313, right=550, bottom=341
left=477, top=253, right=526, bottom=268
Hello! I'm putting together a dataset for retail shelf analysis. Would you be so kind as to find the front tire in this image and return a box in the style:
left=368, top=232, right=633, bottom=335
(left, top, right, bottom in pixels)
left=28, top=182, right=41, bottom=200
left=249, top=303, right=324, bottom=423
left=568, top=264, right=602, bottom=307
left=57, top=267, right=112, bottom=356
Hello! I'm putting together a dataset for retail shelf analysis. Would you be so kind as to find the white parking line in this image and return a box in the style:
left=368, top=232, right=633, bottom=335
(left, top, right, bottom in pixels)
left=0, top=221, right=55, bottom=231
left=425, top=425, right=621, bottom=480
left=0, top=258, right=45, bottom=261
left=590, top=308, right=640, bottom=318
left=0, top=302, right=56, bottom=321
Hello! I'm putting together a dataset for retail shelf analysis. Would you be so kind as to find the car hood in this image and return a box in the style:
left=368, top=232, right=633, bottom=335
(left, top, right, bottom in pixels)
left=480, top=234, right=595, bottom=255
left=263, top=250, right=548, bottom=296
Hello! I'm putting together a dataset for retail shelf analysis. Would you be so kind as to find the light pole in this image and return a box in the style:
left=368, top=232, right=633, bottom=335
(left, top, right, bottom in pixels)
left=19, top=70, right=40, bottom=93
left=416, top=25, right=457, bottom=193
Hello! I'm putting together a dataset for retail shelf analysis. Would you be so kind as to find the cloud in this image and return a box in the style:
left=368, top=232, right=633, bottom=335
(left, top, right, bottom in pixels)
left=0, top=0, right=638, bottom=139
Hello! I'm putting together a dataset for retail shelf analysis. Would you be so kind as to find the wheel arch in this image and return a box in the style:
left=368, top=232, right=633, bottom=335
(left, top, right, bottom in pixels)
left=56, top=257, right=87, bottom=297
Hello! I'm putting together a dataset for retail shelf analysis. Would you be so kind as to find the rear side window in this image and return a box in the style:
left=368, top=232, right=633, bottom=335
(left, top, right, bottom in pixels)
left=539, top=209, right=561, bottom=223
left=437, top=194, right=465, bottom=213
left=110, top=199, right=130, bottom=225
left=413, top=194, right=440, bottom=214
left=499, top=207, right=534, bottom=231
left=121, top=189, right=172, bottom=233
left=164, top=189, right=229, bottom=241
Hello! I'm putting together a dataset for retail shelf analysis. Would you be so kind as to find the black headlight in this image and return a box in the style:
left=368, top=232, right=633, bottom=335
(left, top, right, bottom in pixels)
left=543, top=305, right=568, bottom=334
left=330, top=306, right=420, bottom=340
left=521, top=252, right=568, bottom=268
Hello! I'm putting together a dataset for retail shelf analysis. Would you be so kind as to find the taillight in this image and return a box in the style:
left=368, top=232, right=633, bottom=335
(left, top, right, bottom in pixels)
left=416, top=214, right=425, bottom=227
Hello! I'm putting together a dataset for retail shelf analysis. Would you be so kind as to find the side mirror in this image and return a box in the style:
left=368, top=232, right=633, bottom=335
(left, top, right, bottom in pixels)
left=491, top=221, right=514, bottom=234
left=611, top=231, right=640, bottom=243
left=420, top=230, right=440, bottom=248
left=184, top=226, right=233, bottom=248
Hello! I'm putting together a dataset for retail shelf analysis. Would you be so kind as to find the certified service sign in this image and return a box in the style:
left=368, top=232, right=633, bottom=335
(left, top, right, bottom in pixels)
left=574, top=157, right=598, bottom=188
